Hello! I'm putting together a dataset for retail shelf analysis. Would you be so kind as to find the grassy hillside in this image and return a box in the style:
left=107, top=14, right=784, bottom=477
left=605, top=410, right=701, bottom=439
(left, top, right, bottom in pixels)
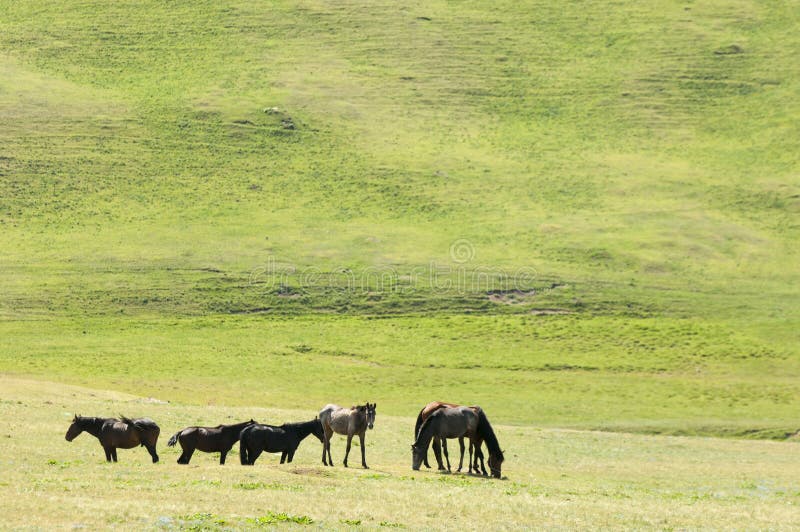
left=1, top=0, right=799, bottom=438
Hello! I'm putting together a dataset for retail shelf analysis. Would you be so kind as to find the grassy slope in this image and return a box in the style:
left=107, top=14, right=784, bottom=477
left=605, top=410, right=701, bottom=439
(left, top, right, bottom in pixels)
left=2, top=377, right=799, bottom=529
left=0, top=0, right=799, bottom=438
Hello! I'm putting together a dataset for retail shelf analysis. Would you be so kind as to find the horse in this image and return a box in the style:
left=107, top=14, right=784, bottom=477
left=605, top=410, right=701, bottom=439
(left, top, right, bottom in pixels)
left=167, top=419, right=255, bottom=464
left=412, top=406, right=504, bottom=478
left=65, top=414, right=160, bottom=463
left=414, top=401, right=486, bottom=474
left=239, top=419, right=324, bottom=465
left=318, top=403, right=376, bottom=468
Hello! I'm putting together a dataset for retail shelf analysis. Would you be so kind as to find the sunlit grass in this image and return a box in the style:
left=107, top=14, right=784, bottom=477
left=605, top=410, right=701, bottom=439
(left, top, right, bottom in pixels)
left=1, top=377, right=799, bottom=529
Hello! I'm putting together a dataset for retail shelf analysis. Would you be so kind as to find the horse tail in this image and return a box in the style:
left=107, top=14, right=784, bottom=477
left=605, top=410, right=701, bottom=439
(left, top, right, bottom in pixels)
left=167, top=430, right=182, bottom=447
left=414, top=408, right=425, bottom=438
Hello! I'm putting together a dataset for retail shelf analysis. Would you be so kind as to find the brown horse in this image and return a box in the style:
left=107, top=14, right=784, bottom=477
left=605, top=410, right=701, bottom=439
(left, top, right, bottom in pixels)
left=167, top=419, right=256, bottom=464
left=65, top=415, right=160, bottom=463
left=412, top=406, right=504, bottom=478
left=319, top=403, right=376, bottom=468
left=415, top=401, right=486, bottom=474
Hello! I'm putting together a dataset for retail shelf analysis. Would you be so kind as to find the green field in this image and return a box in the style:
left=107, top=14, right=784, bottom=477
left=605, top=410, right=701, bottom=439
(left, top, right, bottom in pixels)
left=1, top=0, right=799, bottom=527
left=2, top=376, right=800, bottom=529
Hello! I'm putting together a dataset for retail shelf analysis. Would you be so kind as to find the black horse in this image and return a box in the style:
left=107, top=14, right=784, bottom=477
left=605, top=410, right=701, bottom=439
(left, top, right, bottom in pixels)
left=167, top=420, right=256, bottom=464
left=240, top=419, right=324, bottom=465
left=65, top=415, right=160, bottom=463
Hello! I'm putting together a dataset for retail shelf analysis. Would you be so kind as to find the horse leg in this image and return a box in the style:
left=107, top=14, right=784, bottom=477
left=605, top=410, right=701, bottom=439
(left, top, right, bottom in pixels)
left=103, top=446, right=113, bottom=462
left=220, top=449, right=228, bottom=465
left=457, top=438, right=465, bottom=472
left=111, top=447, right=118, bottom=463
left=432, top=438, right=444, bottom=470
left=178, top=445, right=191, bottom=464
left=288, top=447, right=296, bottom=463
left=359, top=432, right=368, bottom=469
left=250, top=448, right=263, bottom=465
left=343, top=433, right=353, bottom=467
left=322, top=428, right=333, bottom=466
left=474, top=443, right=487, bottom=476
left=144, top=442, right=159, bottom=463
left=280, top=451, right=287, bottom=464
left=468, top=439, right=474, bottom=474
left=443, top=439, right=452, bottom=472
left=425, top=438, right=435, bottom=469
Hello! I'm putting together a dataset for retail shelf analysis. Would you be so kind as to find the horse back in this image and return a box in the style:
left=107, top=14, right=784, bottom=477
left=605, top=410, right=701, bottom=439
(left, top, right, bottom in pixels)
left=421, top=401, right=459, bottom=421
left=101, top=420, right=141, bottom=448
left=432, top=406, right=478, bottom=438
left=113, top=417, right=160, bottom=447
left=318, top=404, right=341, bottom=428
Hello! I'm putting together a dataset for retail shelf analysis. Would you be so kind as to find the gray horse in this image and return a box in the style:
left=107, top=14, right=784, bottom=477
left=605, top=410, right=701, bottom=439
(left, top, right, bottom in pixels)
left=412, top=405, right=505, bottom=478
left=412, top=406, right=478, bottom=473
left=318, top=403, right=376, bottom=468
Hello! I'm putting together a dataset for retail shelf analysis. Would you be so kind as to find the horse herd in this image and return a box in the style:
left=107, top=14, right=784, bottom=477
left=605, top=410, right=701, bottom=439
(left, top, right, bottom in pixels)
left=65, top=401, right=505, bottom=478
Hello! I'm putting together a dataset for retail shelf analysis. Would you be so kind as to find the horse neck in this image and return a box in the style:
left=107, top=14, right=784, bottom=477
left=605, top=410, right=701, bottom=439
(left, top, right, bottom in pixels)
left=288, top=420, right=316, bottom=439
left=413, top=417, right=436, bottom=449
left=223, top=422, right=252, bottom=441
left=81, top=417, right=105, bottom=439
left=353, top=410, right=369, bottom=432
left=477, top=414, right=502, bottom=455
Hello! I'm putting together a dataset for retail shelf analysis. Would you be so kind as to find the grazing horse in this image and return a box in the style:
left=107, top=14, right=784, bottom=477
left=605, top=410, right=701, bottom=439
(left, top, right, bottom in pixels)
left=239, top=419, right=324, bottom=465
left=415, top=401, right=487, bottom=474
left=167, top=419, right=255, bottom=464
left=65, top=415, right=160, bottom=463
left=412, top=406, right=505, bottom=478
left=319, top=403, right=376, bottom=468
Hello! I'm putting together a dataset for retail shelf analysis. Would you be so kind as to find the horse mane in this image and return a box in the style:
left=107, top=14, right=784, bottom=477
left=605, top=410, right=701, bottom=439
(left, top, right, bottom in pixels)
left=280, top=419, right=319, bottom=430
left=77, top=415, right=104, bottom=427
left=223, top=420, right=255, bottom=430
left=414, top=407, right=425, bottom=437
left=120, top=416, right=159, bottom=432
left=475, top=408, right=503, bottom=458
left=413, top=415, right=435, bottom=447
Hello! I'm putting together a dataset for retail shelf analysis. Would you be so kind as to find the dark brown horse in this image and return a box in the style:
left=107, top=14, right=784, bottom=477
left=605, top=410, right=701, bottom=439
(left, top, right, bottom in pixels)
left=65, top=415, right=160, bottom=463
left=167, top=419, right=256, bottom=464
left=239, top=419, right=324, bottom=465
left=412, top=406, right=504, bottom=478
left=415, top=401, right=486, bottom=474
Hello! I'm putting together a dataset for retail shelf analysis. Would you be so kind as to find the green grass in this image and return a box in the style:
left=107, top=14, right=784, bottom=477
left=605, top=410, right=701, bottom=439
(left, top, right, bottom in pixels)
left=0, top=313, right=798, bottom=437
left=0, top=0, right=799, bottom=498
left=2, top=377, right=800, bottom=529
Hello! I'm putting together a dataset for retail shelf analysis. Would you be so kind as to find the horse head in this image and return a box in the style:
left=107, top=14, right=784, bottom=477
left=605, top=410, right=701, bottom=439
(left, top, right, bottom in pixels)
left=411, top=444, right=423, bottom=470
left=311, top=418, right=325, bottom=442
left=488, top=450, right=505, bottom=479
left=65, top=414, right=83, bottom=441
left=365, top=402, right=376, bottom=430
